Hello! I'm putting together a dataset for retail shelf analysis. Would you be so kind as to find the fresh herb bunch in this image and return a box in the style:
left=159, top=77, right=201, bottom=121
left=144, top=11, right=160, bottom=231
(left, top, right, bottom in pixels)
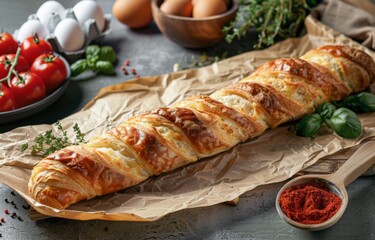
left=71, top=45, right=116, bottom=77
left=21, top=121, right=87, bottom=157
left=295, top=92, right=375, bottom=139
left=223, top=0, right=320, bottom=49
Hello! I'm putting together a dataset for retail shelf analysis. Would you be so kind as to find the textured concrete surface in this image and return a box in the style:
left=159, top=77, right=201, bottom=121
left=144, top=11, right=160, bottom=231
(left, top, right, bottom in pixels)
left=0, top=1, right=375, bottom=239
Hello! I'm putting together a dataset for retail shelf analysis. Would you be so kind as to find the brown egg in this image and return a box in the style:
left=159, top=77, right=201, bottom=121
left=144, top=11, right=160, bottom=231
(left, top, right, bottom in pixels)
left=112, top=0, right=153, bottom=28
left=160, top=0, right=193, bottom=17
left=192, top=0, right=227, bottom=18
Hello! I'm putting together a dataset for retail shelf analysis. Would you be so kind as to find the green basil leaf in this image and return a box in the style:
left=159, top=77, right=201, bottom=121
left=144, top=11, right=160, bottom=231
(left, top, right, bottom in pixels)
left=70, top=59, right=89, bottom=77
left=341, top=92, right=375, bottom=112
left=328, top=107, right=361, bottom=139
left=85, top=45, right=101, bottom=58
left=296, top=113, right=322, bottom=137
left=99, top=46, right=116, bottom=64
left=316, top=102, right=336, bottom=120
left=96, top=61, right=115, bottom=75
left=87, top=55, right=100, bottom=70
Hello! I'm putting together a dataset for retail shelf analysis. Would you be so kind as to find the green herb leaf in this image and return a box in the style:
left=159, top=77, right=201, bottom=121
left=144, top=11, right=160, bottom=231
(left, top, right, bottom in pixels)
left=223, top=0, right=320, bottom=49
left=21, top=121, right=87, bottom=157
left=100, top=46, right=116, bottom=64
left=71, top=45, right=117, bottom=77
left=339, top=92, right=375, bottom=113
left=296, top=113, right=322, bottom=137
left=327, top=108, right=362, bottom=139
left=85, top=45, right=101, bottom=58
left=71, top=59, right=89, bottom=77
left=316, top=102, right=336, bottom=120
left=87, top=55, right=100, bottom=70
left=96, top=60, right=116, bottom=75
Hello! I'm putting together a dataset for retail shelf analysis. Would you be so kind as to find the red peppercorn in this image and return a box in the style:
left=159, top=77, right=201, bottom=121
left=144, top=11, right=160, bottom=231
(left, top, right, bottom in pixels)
left=136, top=74, right=140, bottom=78
left=4, top=210, right=9, bottom=214
left=131, top=68, right=136, bottom=75
left=121, top=66, right=126, bottom=71
left=125, top=59, right=130, bottom=66
left=1, top=218, right=4, bottom=222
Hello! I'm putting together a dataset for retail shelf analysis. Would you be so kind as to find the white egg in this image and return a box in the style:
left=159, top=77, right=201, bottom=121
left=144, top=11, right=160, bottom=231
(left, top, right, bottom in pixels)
left=17, top=19, right=49, bottom=42
left=73, top=0, right=105, bottom=32
left=54, top=18, right=85, bottom=52
left=36, top=1, right=65, bottom=28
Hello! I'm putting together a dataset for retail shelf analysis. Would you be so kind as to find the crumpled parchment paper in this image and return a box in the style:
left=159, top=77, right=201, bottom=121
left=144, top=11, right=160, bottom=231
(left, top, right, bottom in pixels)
left=0, top=15, right=375, bottom=221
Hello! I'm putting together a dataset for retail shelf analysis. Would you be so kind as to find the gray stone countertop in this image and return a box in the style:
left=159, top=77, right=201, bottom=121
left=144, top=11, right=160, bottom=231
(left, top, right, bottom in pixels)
left=0, top=0, right=374, bottom=239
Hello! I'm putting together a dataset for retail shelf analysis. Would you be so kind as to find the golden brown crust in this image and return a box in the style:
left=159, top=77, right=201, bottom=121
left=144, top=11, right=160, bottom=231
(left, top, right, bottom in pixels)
left=28, top=45, right=375, bottom=209
left=253, top=58, right=351, bottom=101
left=301, top=46, right=374, bottom=93
left=317, top=45, right=375, bottom=83
left=149, top=107, right=228, bottom=155
left=221, top=82, right=305, bottom=127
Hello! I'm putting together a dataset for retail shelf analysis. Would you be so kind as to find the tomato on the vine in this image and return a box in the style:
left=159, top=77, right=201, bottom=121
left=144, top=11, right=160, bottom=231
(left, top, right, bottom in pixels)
left=0, top=54, right=30, bottom=86
left=10, top=72, right=46, bottom=108
left=0, top=32, right=18, bottom=56
left=30, top=53, right=67, bottom=92
left=0, top=54, right=30, bottom=73
left=0, top=85, right=17, bottom=112
left=20, top=35, right=53, bottom=65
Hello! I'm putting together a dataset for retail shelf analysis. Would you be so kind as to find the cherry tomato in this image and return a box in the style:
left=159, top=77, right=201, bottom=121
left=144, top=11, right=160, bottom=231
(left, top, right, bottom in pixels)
left=0, top=54, right=30, bottom=87
left=30, top=53, right=67, bottom=92
left=10, top=72, right=46, bottom=108
left=0, top=85, right=17, bottom=112
left=20, top=35, right=53, bottom=65
left=0, top=54, right=30, bottom=73
left=0, top=32, right=18, bottom=56
left=0, top=62, right=7, bottom=79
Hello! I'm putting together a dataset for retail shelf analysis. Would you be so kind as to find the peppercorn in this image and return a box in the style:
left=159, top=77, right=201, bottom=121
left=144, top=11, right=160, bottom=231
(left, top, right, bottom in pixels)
left=0, top=218, right=4, bottom=223
left=22, top=205, right=30, bottom=210
left=4, top=199, right=9, bottom=204
left=10, top=191, right=15, bottom=196
left=125, top=59, right=130, bottom=66
left=131, top=68, right=136, bottom=75
left=17, top=216, right=23, bottom=222
left=4, top=210, right=9, bottom=215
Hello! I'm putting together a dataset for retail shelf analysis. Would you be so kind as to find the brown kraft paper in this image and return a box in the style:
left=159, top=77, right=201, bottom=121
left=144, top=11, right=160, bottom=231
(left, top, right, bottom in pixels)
left=0, top=15, right=375, bottom=221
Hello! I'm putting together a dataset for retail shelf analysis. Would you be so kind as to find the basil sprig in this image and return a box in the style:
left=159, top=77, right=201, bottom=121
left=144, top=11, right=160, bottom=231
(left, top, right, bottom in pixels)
left=71, top=45, right=116, bottom=77
left=334, top=92, right=375, bottom=113
left=296, top=92, right=375, bottom=139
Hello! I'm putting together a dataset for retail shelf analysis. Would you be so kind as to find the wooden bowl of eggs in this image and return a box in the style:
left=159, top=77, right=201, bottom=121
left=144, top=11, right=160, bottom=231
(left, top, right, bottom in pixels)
left=151, top=0, right=239, bottom=48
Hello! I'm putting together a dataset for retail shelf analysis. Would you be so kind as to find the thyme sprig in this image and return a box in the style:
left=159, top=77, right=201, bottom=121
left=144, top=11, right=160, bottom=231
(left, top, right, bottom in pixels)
left=21, top=120, right=87, bottom=157
left=223, top=0, right=320, bottom=49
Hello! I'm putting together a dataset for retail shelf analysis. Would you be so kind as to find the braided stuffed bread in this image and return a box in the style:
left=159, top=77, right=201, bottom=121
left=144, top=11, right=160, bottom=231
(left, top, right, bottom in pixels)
left=29, top=45, right=375, bottom=209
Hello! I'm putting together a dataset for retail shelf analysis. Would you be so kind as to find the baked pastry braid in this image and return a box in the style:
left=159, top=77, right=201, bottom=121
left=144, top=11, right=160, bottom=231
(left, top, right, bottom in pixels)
left=29, top=45, right=375, bottom=209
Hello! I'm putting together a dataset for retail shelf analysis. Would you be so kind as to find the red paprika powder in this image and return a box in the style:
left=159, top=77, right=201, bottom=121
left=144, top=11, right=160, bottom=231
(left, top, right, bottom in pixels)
left=278, top=180, right=342, bottom=224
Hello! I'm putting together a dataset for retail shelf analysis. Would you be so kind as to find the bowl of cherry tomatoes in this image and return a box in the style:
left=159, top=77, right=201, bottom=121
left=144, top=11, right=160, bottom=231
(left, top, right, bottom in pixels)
left=0, top=32, right=70, bottom=124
